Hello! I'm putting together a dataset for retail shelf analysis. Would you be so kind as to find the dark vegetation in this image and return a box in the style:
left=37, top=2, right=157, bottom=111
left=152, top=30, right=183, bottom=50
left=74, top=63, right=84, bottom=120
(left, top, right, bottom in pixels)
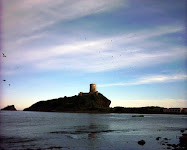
left=24, top=93, right=111, bottom=112
left=110, top=106, right=165, bottom=114
left=23, top=94, right=186, bottom=114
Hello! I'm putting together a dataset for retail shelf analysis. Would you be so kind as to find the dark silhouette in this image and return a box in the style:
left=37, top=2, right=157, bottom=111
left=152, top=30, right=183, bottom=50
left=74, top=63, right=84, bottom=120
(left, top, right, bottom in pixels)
left=111, top=106, right=164, bottom=114
left=1, top=105, right=17, bottom=111
left=138, top=140, right=146, bottom=146
left=132, top=115, right=144, bottom=117
left=2, top=53, right=6, bottom=57
left=179, top=134, right=187, bottom=148
left=156, top=137, right=161, bottom=141
left=3, top=80, right=6, bottom=82
left=24, top=93, right=111, bottom=112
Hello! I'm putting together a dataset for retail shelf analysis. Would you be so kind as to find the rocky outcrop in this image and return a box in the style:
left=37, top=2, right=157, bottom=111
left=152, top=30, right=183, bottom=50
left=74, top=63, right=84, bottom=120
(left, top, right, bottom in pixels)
left=24, top=93, right=111, bottom=112
left=179, top=134, right=187, bottom=148
left=1, top=105, right=17, bottom=111
left=138, top=140, right=146, bottom=146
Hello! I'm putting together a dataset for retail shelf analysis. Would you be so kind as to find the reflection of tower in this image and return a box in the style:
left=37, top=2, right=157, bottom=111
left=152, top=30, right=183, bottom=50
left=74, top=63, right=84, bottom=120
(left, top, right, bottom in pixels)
left=90, top=84, right=97, bottom=93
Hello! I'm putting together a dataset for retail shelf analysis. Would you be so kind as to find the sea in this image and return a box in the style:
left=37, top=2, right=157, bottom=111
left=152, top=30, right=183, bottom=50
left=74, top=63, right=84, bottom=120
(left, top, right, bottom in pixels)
left=0, top=111, right=186, bottom=150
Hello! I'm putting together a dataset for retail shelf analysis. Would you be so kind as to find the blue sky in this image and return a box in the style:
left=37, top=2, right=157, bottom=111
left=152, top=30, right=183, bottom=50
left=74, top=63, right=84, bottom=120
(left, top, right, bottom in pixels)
left=1, top=0, right=187, bottom=110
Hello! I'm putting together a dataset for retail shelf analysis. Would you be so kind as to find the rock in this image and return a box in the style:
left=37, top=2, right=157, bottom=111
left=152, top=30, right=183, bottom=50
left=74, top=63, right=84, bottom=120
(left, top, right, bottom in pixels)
left=180, top=130, right=184, bottom=133
left=156, top=137, right=161, bottom=140
left=132, top=115, right=144, bottom=117
left=24, top=93, right=111, bottom=112
left=138, top=140, right=146, bottom=146
left=1, top=105, right=17, bottom=111
left=48, top=146, right=63, bottom=149
left=164, top=138, right=168, bottom=140
left=171, top=144, right=177, bottom=147
left=179, top=134, right=187, bottom=148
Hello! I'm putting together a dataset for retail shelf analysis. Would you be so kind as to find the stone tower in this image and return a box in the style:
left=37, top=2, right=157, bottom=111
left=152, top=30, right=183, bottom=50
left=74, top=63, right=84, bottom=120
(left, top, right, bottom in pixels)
left=90, top=84, right=97, bottom=93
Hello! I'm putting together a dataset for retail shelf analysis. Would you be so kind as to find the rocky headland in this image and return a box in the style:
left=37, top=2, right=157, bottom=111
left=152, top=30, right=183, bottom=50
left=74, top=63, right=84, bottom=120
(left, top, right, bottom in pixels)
left=1, top=105, right=17, bottom=111
left=24, top=93, right=111, bottom=112
left=23, top=84, right=187, bottom=114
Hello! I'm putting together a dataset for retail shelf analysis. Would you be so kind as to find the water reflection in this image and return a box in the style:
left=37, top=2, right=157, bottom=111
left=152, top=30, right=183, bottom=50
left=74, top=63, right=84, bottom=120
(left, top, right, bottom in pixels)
left=88, top=132, right=97, bottom=139
left=87, top=124, right=98, bottom=139
left=1, top=111, right=187, bottom=150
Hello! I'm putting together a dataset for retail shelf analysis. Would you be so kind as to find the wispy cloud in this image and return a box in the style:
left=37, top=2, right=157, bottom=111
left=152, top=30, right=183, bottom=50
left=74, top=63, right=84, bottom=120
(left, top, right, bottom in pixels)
left=2, top=0, right=186, bottom=75
left=2, top=24, right=186, bottom=75
left=1, top=0, right=186, bottom=110
left=3, top=0, right=125, bottom=39
left=98, top=74, right=187, bottom=87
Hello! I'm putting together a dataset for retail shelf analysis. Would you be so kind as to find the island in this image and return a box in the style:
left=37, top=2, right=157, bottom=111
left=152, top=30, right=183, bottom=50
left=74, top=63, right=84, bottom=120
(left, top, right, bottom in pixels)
left=23, top=84, right=187, bottom=114
left=24, top=84, right=111, bottom=112
left=1, top=105, right=17, bottom=111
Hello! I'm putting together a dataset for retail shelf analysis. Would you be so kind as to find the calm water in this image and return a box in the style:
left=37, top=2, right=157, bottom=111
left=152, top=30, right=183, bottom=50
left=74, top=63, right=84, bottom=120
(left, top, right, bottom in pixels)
left=0, top=111, right=186, bottom=150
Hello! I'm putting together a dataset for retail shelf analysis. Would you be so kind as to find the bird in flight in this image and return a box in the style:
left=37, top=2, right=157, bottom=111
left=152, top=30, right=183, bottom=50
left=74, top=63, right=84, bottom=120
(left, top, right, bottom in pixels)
left=2, top=53, right=6, bottom=57
left=3, top=80, right=6, bottom=81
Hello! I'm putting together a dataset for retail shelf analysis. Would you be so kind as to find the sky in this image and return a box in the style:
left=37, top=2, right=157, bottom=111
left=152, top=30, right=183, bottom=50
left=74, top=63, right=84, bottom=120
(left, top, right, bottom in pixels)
left=0, top=0, right=187, bottom=110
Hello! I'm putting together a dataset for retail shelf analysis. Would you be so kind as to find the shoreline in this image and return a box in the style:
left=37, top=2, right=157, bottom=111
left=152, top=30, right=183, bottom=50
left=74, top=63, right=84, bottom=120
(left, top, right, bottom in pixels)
left=1, top=109, right=187, bottom=115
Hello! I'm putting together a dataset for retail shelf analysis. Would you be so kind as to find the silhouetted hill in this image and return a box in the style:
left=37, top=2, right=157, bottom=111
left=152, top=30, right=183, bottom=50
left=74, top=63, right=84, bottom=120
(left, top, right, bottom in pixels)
left=23, top=93, right=111, bottom=112
left=1, top=105, right=17, bottom=111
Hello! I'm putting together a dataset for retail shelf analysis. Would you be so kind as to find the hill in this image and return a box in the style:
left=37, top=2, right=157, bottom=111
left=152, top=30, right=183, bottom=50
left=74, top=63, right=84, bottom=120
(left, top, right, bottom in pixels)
left=23, top=93, right=111, bottom=112
left=1, top=105, right=17, bottom=111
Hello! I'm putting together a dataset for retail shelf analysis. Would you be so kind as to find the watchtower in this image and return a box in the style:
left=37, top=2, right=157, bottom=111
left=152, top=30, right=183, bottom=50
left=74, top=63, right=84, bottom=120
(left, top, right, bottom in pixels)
left=90, top=84, right=97, bottom=93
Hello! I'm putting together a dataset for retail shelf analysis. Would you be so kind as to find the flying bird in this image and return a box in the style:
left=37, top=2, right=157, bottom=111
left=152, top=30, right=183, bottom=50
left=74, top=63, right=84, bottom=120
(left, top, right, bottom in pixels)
left=2, top=53, right=6, bottom=57
left=3, top=80, right=6, bottom=81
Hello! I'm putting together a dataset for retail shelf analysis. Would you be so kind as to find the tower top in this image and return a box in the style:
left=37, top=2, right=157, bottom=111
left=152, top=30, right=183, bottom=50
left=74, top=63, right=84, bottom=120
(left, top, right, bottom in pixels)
left=90, top=84, right=97, bottom=93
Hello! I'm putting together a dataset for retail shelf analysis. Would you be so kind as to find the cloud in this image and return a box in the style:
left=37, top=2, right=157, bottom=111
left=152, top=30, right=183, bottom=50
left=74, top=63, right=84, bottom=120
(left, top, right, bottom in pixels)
left=2, top=0, right=125, bottom=39
left=2, top=23, right=186, bottom=75
left=2, top=0, right=186, bottom=75
left=98, top=74, right=187, bottom=87
left=110, top=99, right=187, bottom=108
